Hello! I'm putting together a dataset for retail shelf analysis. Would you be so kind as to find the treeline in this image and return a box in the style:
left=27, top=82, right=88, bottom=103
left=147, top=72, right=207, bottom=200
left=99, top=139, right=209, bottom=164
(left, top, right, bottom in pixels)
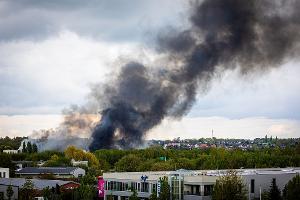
left=0, top=136, right=27, bottom=151
left=21, top=141, right=38, bottom=153
left=94, top=144, right=300, bottom=172
left=1, top=143, right=300, bottom=177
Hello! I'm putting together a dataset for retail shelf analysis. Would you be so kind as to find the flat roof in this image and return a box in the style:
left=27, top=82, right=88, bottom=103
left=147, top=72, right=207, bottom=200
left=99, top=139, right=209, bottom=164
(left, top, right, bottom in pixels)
left=15, top=167, right=81, bottom=175
left=0, top=178, right=79, bottom=190
left=104, top=167, right=300, bottom=179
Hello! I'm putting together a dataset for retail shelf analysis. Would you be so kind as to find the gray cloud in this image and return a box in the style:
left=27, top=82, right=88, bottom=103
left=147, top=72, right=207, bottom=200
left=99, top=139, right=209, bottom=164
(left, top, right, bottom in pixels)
left=0, top=0, right=185, bottom=41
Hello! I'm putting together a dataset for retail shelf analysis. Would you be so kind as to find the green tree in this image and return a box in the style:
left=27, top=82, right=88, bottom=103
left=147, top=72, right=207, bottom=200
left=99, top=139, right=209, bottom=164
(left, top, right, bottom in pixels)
left=158, top=176, right=170, bottom=200
left=20, top=179, right=35, bottom=200
left=115, top=154, right=142, bottom=172
left=74, top=184, right=96, bottom=200
left=22, top=141, right=27, bottom=153
left=283, top=174, right=300, bottom=200
left=149, top=191, right=158, bottom=200
left=268, top=178, right=282, bottom=200
left=42, top=186, right=51, bottom=200
left=80, top=173, right=96, bottom=185
left=32, top=143, right=38, bottom=153
left=6, top=185, right=14, bottom=200
left=44, top=154, right=71, bottom=167
left=212, top=170, right=247, bottom=200
left=129, top=189, right=139, bottom=200
left=27, top=142, right=32, bottom=153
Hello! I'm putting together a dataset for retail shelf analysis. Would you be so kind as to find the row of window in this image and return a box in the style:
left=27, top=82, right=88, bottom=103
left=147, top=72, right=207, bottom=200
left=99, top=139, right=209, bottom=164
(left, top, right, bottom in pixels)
left=106, top=181, right=156, bottom=193
left=185, top=185, right=213, bottom=196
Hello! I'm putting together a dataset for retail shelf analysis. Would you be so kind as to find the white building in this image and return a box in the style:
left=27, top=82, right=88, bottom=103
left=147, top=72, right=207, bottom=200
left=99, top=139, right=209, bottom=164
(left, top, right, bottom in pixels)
left=71, top=159, right=88, bottom=167
left=3, top=149, right=19, bottom=154
left=0, top=168, right=9, bottom=178
left=103, top=168, right=300, bottom=200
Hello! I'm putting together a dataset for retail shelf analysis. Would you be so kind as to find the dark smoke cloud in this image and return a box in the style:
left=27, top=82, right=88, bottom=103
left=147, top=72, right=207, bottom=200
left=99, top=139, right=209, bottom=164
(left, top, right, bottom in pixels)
left=88, top=0, right=300, bottom=150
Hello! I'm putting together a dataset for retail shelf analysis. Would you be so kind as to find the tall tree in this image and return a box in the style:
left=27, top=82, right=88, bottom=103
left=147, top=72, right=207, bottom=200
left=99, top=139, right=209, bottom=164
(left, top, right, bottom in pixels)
left=283, top=174, right=300, bottom=200
left=22, top=141, right=27, bottom=153
left=27, top=142, right=32, bottom=153
left=6, top=185, right=14, bottom=200
left=268, top=178, right=282, bottom=200
left=32, top=143, right=38, bottom=153
left=212, top=170, right=247, bottom=200
left=158, top=176, right=170, bottom=200
left=20, top=179, right=35, bottom=200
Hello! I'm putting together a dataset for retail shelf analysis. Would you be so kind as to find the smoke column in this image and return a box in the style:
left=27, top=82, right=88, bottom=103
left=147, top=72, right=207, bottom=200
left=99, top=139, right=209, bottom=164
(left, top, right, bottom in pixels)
left=89, top=0, right=300, bottom=150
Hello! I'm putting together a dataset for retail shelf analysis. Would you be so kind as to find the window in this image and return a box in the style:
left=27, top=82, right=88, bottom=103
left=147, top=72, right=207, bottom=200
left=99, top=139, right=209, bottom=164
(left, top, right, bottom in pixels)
left=251, top=179, right=255, bottom=193
left=152, top=183, right=157, bottom=193
left=137, top=182, right=141, bottom=192
left=204, top=185, right=213, bottom=196
left=141, top=182, right=149, bottom=192
left=0, top=172, right=2, bottom=178
left=3, top=172, right=5, bottom=178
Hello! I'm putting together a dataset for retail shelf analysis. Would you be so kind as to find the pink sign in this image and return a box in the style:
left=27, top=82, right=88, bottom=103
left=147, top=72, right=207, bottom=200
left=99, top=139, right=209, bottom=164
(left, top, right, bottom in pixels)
left=98, top=177, right=105, bottom=197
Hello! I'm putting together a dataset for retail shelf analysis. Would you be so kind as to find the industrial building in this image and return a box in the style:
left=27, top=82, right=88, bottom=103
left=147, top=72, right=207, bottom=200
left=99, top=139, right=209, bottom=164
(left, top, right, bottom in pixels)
left=15, top=167, right=85, bottom=178
left=103, top=168, right=300, bottom=200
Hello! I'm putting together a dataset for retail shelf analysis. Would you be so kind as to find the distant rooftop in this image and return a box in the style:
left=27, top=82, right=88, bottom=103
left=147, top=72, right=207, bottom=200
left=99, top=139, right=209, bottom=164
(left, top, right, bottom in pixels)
left=15, top=167, right=80, bottom=175
left=0, top=178, right=79, bottom=190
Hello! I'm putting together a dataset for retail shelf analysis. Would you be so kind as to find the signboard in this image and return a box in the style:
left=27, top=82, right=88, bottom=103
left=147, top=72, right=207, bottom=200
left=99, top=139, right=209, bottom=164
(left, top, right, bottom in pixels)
left=141, top=175, right=148, bottom=182
left=98, top=176, right=105, bottom=198
left=157, top=181, right=161, bottom=197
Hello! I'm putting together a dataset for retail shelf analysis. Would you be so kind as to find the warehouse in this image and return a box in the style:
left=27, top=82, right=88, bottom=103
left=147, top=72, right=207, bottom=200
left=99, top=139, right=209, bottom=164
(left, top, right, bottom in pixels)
left=103, top=168, right=300, bottom=200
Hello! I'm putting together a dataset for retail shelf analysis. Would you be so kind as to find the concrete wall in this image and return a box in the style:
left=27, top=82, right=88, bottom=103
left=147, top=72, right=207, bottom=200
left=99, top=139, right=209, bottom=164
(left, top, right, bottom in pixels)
left=242, top=172, right=298, bottom=199
left=184, top=195, right=211, bottom=200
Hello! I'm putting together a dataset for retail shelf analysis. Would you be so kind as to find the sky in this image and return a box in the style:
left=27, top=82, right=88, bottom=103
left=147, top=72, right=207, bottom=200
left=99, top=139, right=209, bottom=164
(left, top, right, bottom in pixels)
left=0, top=0, right=299, bottom=139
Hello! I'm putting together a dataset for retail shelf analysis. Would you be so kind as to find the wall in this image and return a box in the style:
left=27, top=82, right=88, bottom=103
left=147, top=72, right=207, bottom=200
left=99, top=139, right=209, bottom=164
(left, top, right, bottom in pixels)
left=0, top=168, right=9, bottom=178
left=243, top=172, right=297, bottom=199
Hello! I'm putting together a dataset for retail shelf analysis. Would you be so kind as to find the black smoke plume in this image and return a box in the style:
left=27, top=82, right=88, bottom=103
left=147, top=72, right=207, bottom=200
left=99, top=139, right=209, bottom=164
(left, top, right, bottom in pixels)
left=89, top=0, right=300, bottom=151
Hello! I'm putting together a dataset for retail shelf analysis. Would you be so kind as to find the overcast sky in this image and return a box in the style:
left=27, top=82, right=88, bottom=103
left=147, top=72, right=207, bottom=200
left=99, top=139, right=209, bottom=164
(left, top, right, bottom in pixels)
left=0, top=0, right=299, bottom=139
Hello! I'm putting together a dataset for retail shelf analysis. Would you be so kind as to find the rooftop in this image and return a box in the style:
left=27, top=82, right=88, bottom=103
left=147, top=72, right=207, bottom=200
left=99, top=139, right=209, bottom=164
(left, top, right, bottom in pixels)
left=0, top=178, right=79, bottom=190
left=15, top=167, right=80, bottom=175
left=103, top=167, right=300, bottom=180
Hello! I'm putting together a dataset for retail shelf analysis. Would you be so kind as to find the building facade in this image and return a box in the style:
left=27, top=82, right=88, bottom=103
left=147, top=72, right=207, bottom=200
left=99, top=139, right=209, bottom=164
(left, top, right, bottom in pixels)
left=2, top=150, right=19, bottom=154
left=103, top=168, right=300, bottom=200
left=0, top=168, right=9, bottom=178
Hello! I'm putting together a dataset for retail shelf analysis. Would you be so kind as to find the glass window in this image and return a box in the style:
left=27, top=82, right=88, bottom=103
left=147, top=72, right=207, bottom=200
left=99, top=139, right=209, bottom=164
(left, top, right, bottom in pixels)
left=251, top=179, right=255, bottom=193
left=204, top=185, right=213, bottom=196
left=152, top=183, right=157, bottom=193
left=141, top=182, right=149, bottom=192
